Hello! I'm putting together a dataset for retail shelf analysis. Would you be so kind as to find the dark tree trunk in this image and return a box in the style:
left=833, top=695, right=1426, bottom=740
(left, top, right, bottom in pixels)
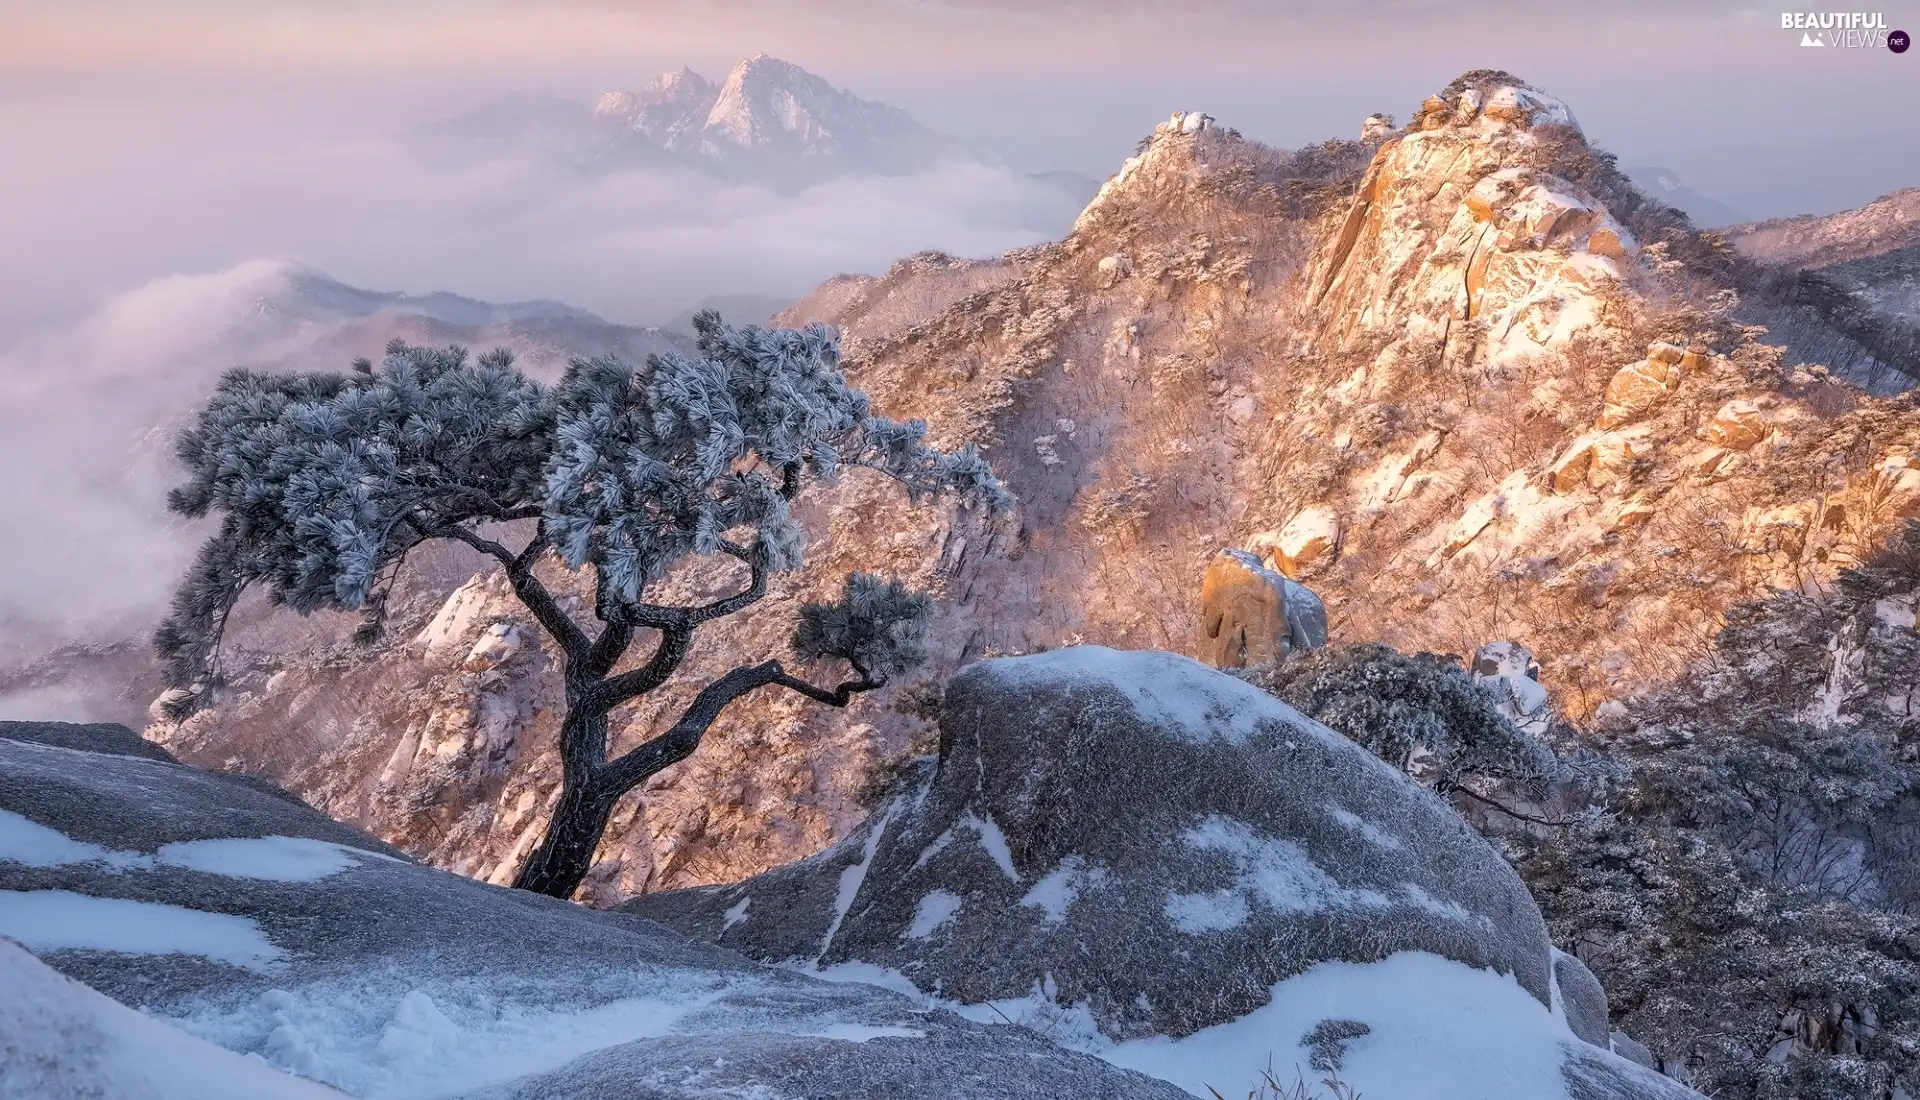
left=508, top=660, right=875, bottom=901
left=511, top=775, right=617, bottom=899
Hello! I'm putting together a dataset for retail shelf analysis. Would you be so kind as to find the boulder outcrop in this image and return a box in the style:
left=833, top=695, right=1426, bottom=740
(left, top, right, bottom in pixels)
left=626, top=648, right=1695, bottom=1099
left=1199, top=549, right=1327, bottom=668
left=1597, top=346, right=1690, bottom=430
left=0, top=719, right=176, bottom=764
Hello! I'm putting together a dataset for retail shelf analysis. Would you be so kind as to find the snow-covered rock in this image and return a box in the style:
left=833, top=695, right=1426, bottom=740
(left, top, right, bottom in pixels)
left=1360, top=113, right=1395, bottom=142
left=1474, top=642, right=1552, bottom=737
left=1701, top=399, right=1767, bottom=450
left=1268, top=506, right=1343, bottom=576
left=1199, top=550, right=1325, bottom=668
left=626, top=649, right=1692, bottom=1098
left=0, top=728, right=1190, bottom=1100
left=1553, top=948, right=1611, bottom=1049
left=416, top=575, right=501, bottom=660
left=1597, top=346, right=1690, bottom=430
left=1302, top=75, right=1632, bottom=375
left=461, top=623, right=522, bottom=673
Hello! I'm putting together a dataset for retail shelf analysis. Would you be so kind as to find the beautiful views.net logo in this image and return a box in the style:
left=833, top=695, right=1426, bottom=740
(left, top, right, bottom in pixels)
left=1781, top=11, right=1910, bottom=50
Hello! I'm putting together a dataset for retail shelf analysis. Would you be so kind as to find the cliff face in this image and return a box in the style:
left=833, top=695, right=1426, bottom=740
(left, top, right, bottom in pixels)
left=152, top=75, right=1920, bottom=904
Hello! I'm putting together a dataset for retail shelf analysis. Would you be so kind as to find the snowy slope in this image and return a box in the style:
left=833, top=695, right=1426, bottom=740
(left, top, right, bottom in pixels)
left=0, top=731, right=1189, bottom=1100
left=0, top=938, right=350, bottom=1100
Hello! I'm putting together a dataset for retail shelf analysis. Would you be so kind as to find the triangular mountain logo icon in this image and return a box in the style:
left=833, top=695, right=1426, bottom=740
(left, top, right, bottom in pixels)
left=1801, top=31, right=1825, bottom=45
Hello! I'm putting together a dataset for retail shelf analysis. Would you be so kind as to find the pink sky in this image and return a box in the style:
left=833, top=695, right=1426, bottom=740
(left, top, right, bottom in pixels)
left=0, top=0, right=1912, bottom=333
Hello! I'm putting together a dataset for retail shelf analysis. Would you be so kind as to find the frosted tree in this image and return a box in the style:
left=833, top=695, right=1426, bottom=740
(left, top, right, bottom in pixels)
left=1246, top=643, right=1560, bottom=806
left=155, top=313, right=1010, bottom=899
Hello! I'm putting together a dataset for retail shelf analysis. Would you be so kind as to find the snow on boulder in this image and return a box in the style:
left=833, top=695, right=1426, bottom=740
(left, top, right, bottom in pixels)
left=1473, top=641, right=1551, bottom=736
left=0, top=937, right=350, bottom=1099
left=630, top=649, right=1557, bottom=1014
left=0, top=734, right=1187, bottom=1100
left=462, top=623, right=522, bottom=673
left=416, top=574, right=502, bottom=660
left=1174, top=110, right=1214, bottom=135
left=1271, top=506, right=1342, bottom=576
left=1550, top=433, right=1600, bottom=493
left=1597, top=346, right=1689, bottom=430
left=1553, top=948, right=1612, bottom=1050
left=1360, top=112, right=1395, bottom=142
left=1701, top=399, right=1767, bottom=450
left=1589, top=427, right=1655, bottom=489
left=628, top=647, right=1692, bottom=1099
left=1198, top=549, right=1326, bottom=668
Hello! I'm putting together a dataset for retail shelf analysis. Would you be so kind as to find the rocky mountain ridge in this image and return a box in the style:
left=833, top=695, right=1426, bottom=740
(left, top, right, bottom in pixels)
left=1724, top=188, right=1920, bottom=271
left=142, top=72, right=1919, bottom=918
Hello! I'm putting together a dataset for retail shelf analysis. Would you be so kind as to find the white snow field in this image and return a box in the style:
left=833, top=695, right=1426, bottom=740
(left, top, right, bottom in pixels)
left=0, top=937, right=349, bottom=1100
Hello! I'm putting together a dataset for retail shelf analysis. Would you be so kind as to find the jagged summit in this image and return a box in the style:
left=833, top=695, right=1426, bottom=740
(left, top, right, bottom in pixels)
left=1419, top=69, right=1581, bottom=134
left=588, top=54, right=953, bottom=183
left=420, top=55, right=979, bottom=190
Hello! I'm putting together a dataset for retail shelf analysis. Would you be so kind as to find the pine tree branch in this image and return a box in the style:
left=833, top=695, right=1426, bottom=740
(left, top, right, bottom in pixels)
left=608, top=543, right=767, bottom=629
left=689, top=559, right=768, bottom=625
left=769, top=668, right=885, bottom=707
left=1451, top=785, right=1572, bottom=828
left=590, top=624, right=693, bottom=711
left=595, top=659, right=882, bottom=796
left=431, top=525, right=589, bottom=660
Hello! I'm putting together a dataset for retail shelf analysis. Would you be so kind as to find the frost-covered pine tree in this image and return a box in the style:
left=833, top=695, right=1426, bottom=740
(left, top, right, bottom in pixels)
left=155, top=312, right=1010, bottom=899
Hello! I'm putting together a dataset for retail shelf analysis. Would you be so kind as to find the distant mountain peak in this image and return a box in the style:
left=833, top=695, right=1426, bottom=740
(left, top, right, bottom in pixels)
left=583, top=54, right=947, bottom=180
left=423, top=55, right=1004, bottom=191
left=1623, top=164, right=1747, bottom=229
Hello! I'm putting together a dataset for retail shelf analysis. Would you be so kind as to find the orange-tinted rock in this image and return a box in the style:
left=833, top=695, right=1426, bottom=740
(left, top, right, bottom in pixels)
left=1702, top=400, right=1767, bottom=450
left=1199, top=549, right=1326, bottom=668
left=1597, top=356, right=1686, bottom=430
left=1549, top=435, right=1598, bottom=493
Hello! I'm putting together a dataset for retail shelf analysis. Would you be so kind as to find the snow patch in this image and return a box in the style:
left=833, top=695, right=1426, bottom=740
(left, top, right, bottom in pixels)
left=178, top=981, right=729, bottom=1099
left=1163, top=817, right=1470, bottom=933
left=154, top=837, right=363, bottom=883
left=791, top=1023, right=927, bottom=1042
left=980, top=646, right=1335, bottom=747
left=801, top=950, right=1599, bottom=1100
left=1100, top=952, right=1582, bottom=1099
left=0, top=809, right=149, bottom=870
left=819, top=797, right=902, bottom=959
left=906, top=890, right=964, bottom=940
left=373, top=990, right=458, bottom=1065
left=0, top=810, right=382, bottom=883
left=721, top=895, right=752, bottom=931
left=0, top=890, right=286, bottom=971
left=1164, top=890, right=1251, bottom=933
left=0, top=939, right=348, bottom=1099
left=1325, top=806, right=1403, bottom=851
left=909, top=825, right=956, bottom=872
left=1019, top=856, right=1109, bottom=926
left=963, top=810, right=1019, bottom=882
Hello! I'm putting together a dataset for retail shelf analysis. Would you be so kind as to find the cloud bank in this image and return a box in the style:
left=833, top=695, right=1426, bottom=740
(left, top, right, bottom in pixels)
left=0, top=98, right=1081, bottom=657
